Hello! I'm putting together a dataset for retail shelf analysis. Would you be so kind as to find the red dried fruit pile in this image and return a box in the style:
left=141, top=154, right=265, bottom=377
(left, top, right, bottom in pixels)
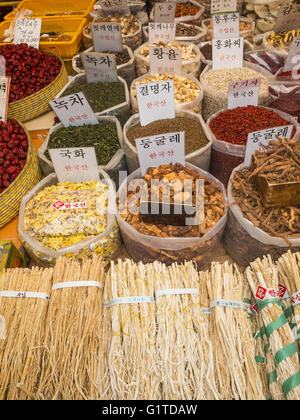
left=0, top=43, right=61, bottom=103
left=0, top=119, right=28, bottom=193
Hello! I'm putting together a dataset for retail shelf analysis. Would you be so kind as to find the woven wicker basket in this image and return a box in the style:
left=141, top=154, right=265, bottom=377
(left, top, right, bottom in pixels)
left=0, top=122, right=41, bottom=228
left=7, top=54, right=69, bottom=123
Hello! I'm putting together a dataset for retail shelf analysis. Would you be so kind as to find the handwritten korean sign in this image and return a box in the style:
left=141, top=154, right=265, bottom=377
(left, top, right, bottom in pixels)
left=92, top=23, right=122, bottom=52
left=228, top=78, right=260, bottom=109
left=0, top=76, right=10, bottom=123
left=212, top=36, right=243, bottom=70
left=14, top=18, right=42, bottom=49
left=244, top=125, right=294, bottom=166
left=149, top=46, right=182, bottom=74
left=136, top=80, right=175, bottom=126
left=81, top=52, right=118, bottom=83
left=213, top=13, right=239, bottom=39
left=95, top=0, right=129, bottom=15
left=211, top=0, right=237, bottom=14
left=154, top=2, right=176, bottom=23
left=283, top=36, right=300, bottom=73
left=136, top=131, right=185, bottom=175
left=148, top=22, right=176, bottom=44
left=49, top=147, right=100, bottom=183
left=0, top=56, right=5, bottom=76
left=273, top=3, right=300, bottom=33
left=50, top=92, right=98, bottom=128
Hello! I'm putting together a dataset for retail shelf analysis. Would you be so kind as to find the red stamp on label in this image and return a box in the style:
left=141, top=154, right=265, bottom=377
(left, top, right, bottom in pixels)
left=256, top=286, right=267, bottom=300
left=279, top=284, right=287, bottom=299
left=52, top=200, right=65, bottom=210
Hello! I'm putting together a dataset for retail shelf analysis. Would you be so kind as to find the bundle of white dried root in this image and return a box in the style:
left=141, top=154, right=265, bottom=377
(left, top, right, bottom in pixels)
left=246, top=255, right=300, bottom=400
left=37, top=255, right=104, bottom=400
left=207, top=261, right=266, bottom=400
left=0, top=266, right=53, bottom=400
left=155, top=261, right=214, bottom=400
left=104, top=259, right=160, bottom=400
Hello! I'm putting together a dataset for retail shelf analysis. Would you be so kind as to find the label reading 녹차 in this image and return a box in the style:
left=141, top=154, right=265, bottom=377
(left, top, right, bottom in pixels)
left=148, top=22, right=176, bottom=44
left=135, top=131, right=185, bottom=175
left=136, top=80, right=175, bottom=126
left=154, top=2, right=176, bottom=23
left=92, top=23, right=122, bottom=52
left=14, top=18, right=42, bottom=49
left=228, top=78, right=260, bottom=109
left=81, top=52, right=118, bottom=83
left=49, top=147, right=100, bottom=183
left=50, top=92, right=98, bottom=128
left=149, top=46, right=182, bottom=74
left=213, top=12, right=239, bottom=39
left=244, top=125, right=294, bottom=166
left=212, top=36, right=243, bottom=70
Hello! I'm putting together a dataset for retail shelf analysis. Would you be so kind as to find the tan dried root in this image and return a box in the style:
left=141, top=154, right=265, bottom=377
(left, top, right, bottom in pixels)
left=0, top=266, right=53, bottom=400
left=105, top=259, right=160, bottom=400
left=246, top=255, right=300, bottom=400
left=207, top=261, right=266, bottom=400
left=37, top=255, right=104, bottom=400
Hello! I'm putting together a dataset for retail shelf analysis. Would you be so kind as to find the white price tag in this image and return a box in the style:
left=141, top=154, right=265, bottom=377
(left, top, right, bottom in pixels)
left=14, top=18, right=42, bottom=49
left=283, top=36, right=300, bottom=73
left=212, top=36, right=243, bottom=70
left=136, top=80, right=175, bottom=126
left=96, top=0, right=129, bottom=14
left=92, top=23, right=122, bottom=52
left=148, top=22, right=176, bottom=44
left=0, top=76, right=10, bottom=123
left=136, top=131, right=185, bottom=175
left=0, top=56, right=5, bottom=76
left=244, top=125, right=294, bottom=166
left=213, top=13, right=239, bottom=39
left=81, top=52, right=118, bottom=83
left=228, top=78, right=260, bottom=109
left=49, top=147, right=100, bottom=183
left=50, top=92, right=98, bottom=128
left=211, top=0, right=237, bottom=14
left=154, top=2, right=176, bottom=23
left=149, top=46, right=182, bottom=74
left=274, top=3, right=300, bottom=33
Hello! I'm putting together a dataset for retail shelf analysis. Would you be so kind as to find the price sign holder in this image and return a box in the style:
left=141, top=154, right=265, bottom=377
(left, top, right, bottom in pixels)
left=50, top=92, right=99, bottom=128
left=283, top=36, right=300, bottom=73
left=148, top=22, right=176, bottom=44
left=149, top=46, right=182, bottom=74
left=213, top=13, right=240, bottom=39
left=0, top=76, right=10, bottom=124
left=154, top=2, right=176, bottom=23
left=273, top=3, right=300, bottom=33
left=228, top=78, right=260, bottom=109
left=95, top=0, right=130, bottom=15
left=92, top=22, right=122, bottom=52
left=13, top=18, right=42, bottom=49
left=212, top=36, right=243, bottom=70
left=136, top=80, right=175, bottom=126
left=49, top=147, right=100, bottom=183
left=81, top=52, right=118, bottom=83
left=211, top=0, right=237, bottom=15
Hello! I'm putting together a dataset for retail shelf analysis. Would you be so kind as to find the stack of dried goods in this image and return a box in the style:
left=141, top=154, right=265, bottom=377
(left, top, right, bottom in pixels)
left=242, top=1, right=285, bottom=34
left=117, top=163, right=226, bottom=267
left=265, top=28, right=300, bottom=56
left=269, top=84, right=300, bottom=121
left=224, top=137, right=300, bottom=266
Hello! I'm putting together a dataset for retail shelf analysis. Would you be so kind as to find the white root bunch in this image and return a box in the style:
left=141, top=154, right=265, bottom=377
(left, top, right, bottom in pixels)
left=0, top=266, right=53, bottom=400
left=206, top=261, right=266, bottom=400
left=277, top=251, right=300, bottom=345
left=104, top=259, right=160, bottom=400
left=37, top=255, right=104, bottom=400
left=246, top=255, right=300, bottom=400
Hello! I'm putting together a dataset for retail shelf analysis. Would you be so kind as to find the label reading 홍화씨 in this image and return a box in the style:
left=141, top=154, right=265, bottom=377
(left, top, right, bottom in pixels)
left=212, top=36, right=243, bottom=70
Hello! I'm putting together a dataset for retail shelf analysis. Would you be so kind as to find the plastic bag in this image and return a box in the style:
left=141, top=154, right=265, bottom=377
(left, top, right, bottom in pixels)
left=116, top=163, right=228, bottom=268
left=72, top=44, right=136, bottom=87
left=123, top=110, right=212, bottom=173
left=149, top=0, right=205, bottom=26
left=202, top=16, right=255, bottom=42
left=18, top=169, right=121, bottom=267
left=38, top=115, right=127, bottom=187
left=130, top=71, right=203, bottom=114
left=244, top=49, right=285, bottom=74
left=242, top=0, right=287, bottom=35
left=56, top=73, right=131, bottom=126
left=134, top=40, right=201, bottom=78
left=268, top=81, right=300, bottom=122
left=142, top=22, right=207, bottom=45
left=207, top=106, right=300, bottom=186
left=200, top=61, right=274, bottom=121
left=223, top=164, right=300, bottom=267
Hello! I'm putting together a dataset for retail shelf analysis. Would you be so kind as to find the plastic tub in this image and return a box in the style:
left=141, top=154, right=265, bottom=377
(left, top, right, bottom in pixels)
left=123, top=110, right=212, bottom=173
left=116, top=163, right=228, bottom=268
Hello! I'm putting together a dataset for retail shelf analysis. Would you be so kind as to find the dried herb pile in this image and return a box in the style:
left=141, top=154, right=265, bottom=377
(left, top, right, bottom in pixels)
left=231, top=138, right=300, bottom=240
left=62, top=81, right=126, bottom=113
left=46, top=122, right=120, bottom=166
